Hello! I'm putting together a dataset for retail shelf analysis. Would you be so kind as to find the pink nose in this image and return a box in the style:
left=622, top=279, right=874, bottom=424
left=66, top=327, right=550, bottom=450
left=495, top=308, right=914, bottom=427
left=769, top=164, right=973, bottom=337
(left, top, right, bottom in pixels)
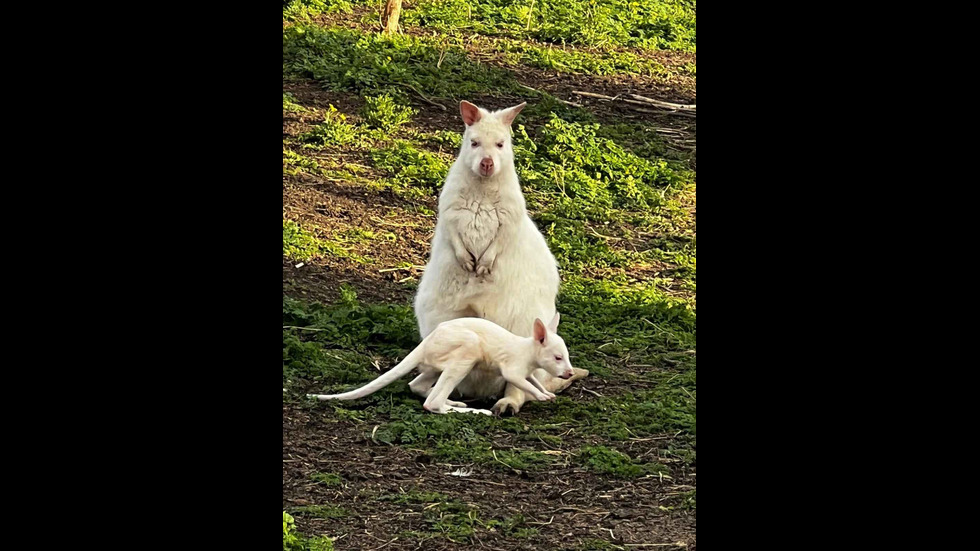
left=480, top=157, right=494, bottom=174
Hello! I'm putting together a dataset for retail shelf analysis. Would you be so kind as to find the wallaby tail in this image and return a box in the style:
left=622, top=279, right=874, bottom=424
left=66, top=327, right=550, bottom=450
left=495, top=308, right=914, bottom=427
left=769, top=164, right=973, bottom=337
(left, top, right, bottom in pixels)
left=307, top=344, right=424, bottom=401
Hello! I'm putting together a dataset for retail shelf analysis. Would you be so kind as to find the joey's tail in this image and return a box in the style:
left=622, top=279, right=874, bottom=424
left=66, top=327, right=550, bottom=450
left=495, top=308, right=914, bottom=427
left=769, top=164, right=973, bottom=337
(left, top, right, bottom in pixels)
left=307, top=343, right=424, bottom=401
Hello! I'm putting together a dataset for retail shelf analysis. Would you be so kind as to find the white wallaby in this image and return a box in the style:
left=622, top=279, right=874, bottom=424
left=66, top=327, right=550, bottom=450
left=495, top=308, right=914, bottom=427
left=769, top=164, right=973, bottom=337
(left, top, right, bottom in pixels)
left=309, top=314, right=575, bottom=415
left=413, top=100, right=588, bottom=414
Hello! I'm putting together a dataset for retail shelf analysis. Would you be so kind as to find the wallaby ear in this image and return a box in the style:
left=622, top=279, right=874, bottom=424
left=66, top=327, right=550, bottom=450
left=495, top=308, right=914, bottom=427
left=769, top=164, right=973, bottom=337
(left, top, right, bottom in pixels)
left=498, top=102, right=526, bottom=126
left=460, top=101, right=482, bottom=126
left=532, top=318, right=547, bottom=345
left=547, top=312, right=560, bottom=332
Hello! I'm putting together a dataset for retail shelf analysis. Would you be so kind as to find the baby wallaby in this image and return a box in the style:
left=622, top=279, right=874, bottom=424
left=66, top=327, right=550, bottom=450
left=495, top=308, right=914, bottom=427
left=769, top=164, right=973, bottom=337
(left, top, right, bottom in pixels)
left=308, top=313, right=573, bottom=415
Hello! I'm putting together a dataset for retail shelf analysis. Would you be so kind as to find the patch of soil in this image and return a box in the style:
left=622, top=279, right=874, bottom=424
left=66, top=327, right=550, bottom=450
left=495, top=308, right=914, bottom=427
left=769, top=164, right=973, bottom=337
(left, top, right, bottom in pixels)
left=284, top=403, right=697, bottom=550
left=282, top=176, right=435, bottom=305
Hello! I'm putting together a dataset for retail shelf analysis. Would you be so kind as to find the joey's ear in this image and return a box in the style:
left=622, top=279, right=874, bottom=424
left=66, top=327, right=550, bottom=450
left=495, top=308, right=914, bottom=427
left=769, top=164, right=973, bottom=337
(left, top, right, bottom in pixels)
left=547, top=312, right=560, bottom=332
left=533, top=318, right=547, bottom=345
left=497, top=102, right=526, bottom=126
left=460, top=101, right=482, bottom=126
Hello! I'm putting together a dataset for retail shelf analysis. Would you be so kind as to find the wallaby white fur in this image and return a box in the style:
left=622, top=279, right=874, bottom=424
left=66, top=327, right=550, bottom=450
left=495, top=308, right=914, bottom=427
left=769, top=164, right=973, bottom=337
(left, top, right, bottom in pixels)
left=413, top=100, right=588, bottom=414
left=308, top=314, right=575, bottom=415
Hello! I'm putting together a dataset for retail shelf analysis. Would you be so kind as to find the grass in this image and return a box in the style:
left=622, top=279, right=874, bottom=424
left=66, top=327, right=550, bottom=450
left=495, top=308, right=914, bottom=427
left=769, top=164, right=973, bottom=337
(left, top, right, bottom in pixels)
left=378, top=491, right=539, bottom=543
left=282, top=220, right=369, bottom=263
left=289, top=504, right=349, bottom=519
left=283, top=0, right=695, bottom=545
left=577, top=445, right=668, bottom=478
left=282, top=282, right=695, bottom=474
left=400, top=0, right=696, bottom=52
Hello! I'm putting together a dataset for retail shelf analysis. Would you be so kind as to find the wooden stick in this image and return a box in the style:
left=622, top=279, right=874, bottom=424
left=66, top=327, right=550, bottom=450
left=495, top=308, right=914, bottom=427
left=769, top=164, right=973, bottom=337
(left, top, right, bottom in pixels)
left=399, top=83, right=447, bottom=111
left=627, top=94, right=696, bottom=110
left=571, top=91, right=696, bottom=117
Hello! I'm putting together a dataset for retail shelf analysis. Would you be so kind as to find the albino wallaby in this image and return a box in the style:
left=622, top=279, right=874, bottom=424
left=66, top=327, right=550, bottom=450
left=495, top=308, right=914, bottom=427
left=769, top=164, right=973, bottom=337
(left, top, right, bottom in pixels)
left=413, top=100, right=588, bottom=414
left=309, top=314, right=574, bottom=415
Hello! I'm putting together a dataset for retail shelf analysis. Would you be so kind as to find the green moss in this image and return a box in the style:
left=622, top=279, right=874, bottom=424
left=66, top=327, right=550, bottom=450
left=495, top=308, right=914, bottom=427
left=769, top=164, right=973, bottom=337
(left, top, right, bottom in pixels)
left=309, top=472, right=343, bottom=486
left=576, top=445, right=668, bottom=478
left=290, top=504, right=349, bottom=519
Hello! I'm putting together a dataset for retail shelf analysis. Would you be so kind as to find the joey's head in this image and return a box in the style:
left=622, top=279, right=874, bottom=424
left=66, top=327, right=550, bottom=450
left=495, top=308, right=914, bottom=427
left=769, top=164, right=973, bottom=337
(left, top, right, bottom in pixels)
left=458, top=100, right=526, bottom=179
left=531, top=313, right=574, bottom=379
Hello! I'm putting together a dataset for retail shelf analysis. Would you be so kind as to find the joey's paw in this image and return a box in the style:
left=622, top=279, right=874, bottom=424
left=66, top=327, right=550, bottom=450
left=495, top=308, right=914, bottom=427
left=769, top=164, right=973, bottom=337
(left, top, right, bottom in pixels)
left=544, top=391, right=556, bottom=399
left=476, top=264, right=489, bottom=276
left=472, top=409, right=494, bottom=416
left=491, top=397, right=521, bottom=416
left=536, top=393, right=554, bottom=402
left=456, top=252, right=476, bottom=272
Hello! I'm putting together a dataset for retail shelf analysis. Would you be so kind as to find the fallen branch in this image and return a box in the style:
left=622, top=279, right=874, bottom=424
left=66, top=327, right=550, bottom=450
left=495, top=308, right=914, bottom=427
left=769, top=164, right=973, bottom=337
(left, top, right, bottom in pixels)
left=378, top=265, right=425, bottom=273
left=627, top=94, right=696, bottom=110
left=527, top=515, right=555, bottom=525
left=369, top=216, right=423, bottom=228
left=571, top=90, right=696, bottom=117
left=557, top=506, right=610, bottom=514
left=368, top=538, right=399, bottom=551
left=399, top=83, right=447, bottom=111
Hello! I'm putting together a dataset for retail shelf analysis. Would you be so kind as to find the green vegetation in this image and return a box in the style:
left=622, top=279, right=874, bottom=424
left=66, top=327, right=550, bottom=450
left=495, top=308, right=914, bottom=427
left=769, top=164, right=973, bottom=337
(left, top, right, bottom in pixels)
left=283, top=26, right=531, bottom=101
left=283, top=219, right=326, bottom=261
left=299, top=105, right=360, bottom=146
left=283, top=512, right=334, bottom=551
left=283, top=0, right=696, bottom=545
left=283, top=92, right=308, bottom=113
left=289, top=504, right=349, bottom=519
left=361, top=93, right=417, bottom=132
left=283, top=0, right=360, bottom=22
left=282, top=220, right=369, bottom=263
left=370, top=140, right=452, bottom=197
left=309, top=472, right=343, bottom=486
left=577, top=445, right=667, bottom=478
left=401, top=0, right=696, bottom=52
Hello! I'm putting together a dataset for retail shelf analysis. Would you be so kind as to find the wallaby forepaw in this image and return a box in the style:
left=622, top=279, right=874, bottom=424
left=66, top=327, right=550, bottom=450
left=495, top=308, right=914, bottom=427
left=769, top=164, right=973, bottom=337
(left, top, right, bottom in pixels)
left=457, top=252, right=477, bottom=272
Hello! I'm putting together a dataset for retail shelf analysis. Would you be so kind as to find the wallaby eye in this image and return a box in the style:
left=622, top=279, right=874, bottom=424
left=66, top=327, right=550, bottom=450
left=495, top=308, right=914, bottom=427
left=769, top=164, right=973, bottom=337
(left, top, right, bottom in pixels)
left=555, top=356, right=562, bottom=361
left=471, top=141, right=479, bottom=147
left=496, top=142, right=504, bottom=148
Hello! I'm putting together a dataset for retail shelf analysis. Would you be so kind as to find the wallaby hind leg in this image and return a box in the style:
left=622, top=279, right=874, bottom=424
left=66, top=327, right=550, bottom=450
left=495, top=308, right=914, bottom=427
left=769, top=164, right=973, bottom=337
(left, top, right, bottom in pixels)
left=410, top=371, right=469, bottom=408
left=491, top=383, right=527, bottom=416
left=408, top=370, right=439, bottom=397
left=424, top=356, right=480, bottom=414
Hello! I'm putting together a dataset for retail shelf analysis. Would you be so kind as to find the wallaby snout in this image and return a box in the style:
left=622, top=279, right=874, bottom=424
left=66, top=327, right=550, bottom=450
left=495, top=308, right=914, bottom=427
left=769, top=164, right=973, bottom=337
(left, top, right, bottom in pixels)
left=479, top=157, right=494, bottom=177
left=561, top=370, right=573, bottom=379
